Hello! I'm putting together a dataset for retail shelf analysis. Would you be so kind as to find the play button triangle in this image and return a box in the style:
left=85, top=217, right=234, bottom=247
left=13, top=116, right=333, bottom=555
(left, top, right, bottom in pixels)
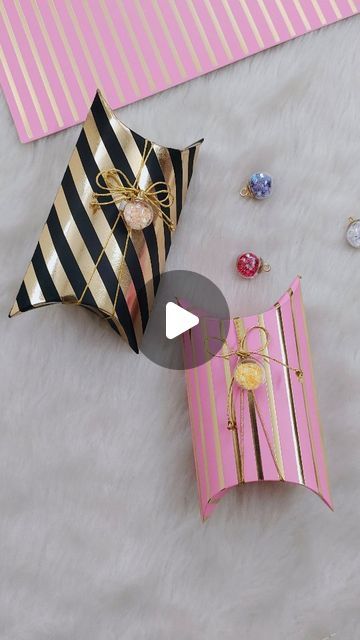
left=165, top=302, right=199, bottom=339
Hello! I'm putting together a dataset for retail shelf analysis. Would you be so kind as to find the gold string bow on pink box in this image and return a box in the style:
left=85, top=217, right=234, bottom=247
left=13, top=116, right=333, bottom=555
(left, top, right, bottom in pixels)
left=182, top=277, right=332, bottom=521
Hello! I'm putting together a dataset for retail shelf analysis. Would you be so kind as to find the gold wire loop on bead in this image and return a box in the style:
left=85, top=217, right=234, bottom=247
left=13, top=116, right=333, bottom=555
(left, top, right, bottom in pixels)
left=240, top=184, right=254, bottom=198
left=261, top=262, right=271, bottom=273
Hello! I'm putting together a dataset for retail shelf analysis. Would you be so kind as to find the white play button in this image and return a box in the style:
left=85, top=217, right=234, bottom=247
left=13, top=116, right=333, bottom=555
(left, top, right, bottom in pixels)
left=140, top=270, right=230, bottom=369
left=165, top=302, right=199, bottom=339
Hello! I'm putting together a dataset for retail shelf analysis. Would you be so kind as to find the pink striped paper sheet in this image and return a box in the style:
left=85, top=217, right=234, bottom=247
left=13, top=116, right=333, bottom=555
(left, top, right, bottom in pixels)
left=0, top=1, right=359, bottom=143
left=182, top=277, right=332, bottom=521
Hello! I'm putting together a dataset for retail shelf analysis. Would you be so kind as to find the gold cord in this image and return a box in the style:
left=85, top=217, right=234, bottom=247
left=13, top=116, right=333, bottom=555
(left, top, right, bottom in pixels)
left=90, top=170, right=175, bottom=231
left=77, top=207, right=124, bottom=306
left=240, top=184, right=254, bottom=198
left=209, top=324, right=303, bottom=480
left=76, top=140, right=174, bottom=319
left=252, top=392, right=284, bottom=480
left=214, top=326, right=303, bottom=380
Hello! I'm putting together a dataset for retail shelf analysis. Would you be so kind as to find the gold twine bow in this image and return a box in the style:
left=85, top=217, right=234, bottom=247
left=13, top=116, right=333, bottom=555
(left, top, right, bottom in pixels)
left=77, top=140, right=175, bottom=319
left=89, top=168, right=175, bottom=232
left=210, top=324, right=303, bottom=481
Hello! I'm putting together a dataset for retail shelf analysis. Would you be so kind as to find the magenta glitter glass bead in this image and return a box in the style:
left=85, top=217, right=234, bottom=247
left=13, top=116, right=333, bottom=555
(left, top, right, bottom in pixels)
left=236, top=252, right=262, bottom=278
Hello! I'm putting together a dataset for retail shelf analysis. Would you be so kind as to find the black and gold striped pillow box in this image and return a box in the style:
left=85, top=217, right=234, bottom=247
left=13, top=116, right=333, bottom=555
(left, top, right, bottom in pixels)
left=9, top=91, right=203, bottom=352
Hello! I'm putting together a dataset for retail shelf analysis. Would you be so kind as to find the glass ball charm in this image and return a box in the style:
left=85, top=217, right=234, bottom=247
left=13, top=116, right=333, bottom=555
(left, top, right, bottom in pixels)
left=346, top=217, right=360, bottom=248
left=240, top=172, right=272, bottom=199
left=123, top=199, right=154, bottom=230
left=236, top=252, right=271, bottom=279
left=234, top=360, right=265, bottom=391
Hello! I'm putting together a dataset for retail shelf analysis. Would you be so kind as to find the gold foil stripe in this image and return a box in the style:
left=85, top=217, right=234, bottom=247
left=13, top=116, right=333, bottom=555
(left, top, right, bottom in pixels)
left=256, top=0, right=280, bottom=42
left=64, top=0, right=105, bottom=94
left=348, top=0, right=357, bottom=13
left=248, top=391, right=263, bottom=479
left=181, top=148, right=189, bottom=208
left=82, top=1, right=124, bottom=104
left=203, top=0, right=233, bottom=59
left=80, top=118, right=154, bottom=340
left=1, top=2, right=47, bottom=132
left=233, top=317, right=245, bottom=344
left=274, top=0, right=296, bottom=36
left=0, top=43, right=33, bottom=138
left=104, top=110, right=167, bottom=276
left=14, top=0, right=63, bottom=127
left=292, top=0, right=311, bottom=30
left=252, top=391, right=285, bottom=480
left=101, top=0, right=141, bottom=97
left=239, top=0, right=264, bottom=48
left=10, top=300, right=20, bottom=316
left=186, top=0, right=218, bottom=66
left=116, top=0, right=155, bottom=91
left=201, top=319, right=225, bottom=490
left=47, top=0, right=90, bottom=109
left=39, top=224, right=75, bottom=301
left=329, top=0, right=342, bottom=19
left=151, top=0, right=187, bottom=79
left=185, top=366, right=204, bottom=510
left=158, top=145, right=178, bottom=231
left=220, top=319, right=243, bottom=483
left=68, top=147, right=113, bottom=251
left=288, top=288, right=321, bottom=495
left=24, top=262, right=46, bottom=306
left=32, top=0, right=79, bottom=122
left=193, top=141, right=201, bottom=169
left=68, top=146, right=144, bottom=340
left=190, top=332, right=210, bottom=503
left=221, top=0, right=249, bottom=53
left=53, top=189, right=116, bottom=317
left=133, top=0, right=171, bottom=85
left=258, top=313, right=284, bottom=478
left=108, top=126, right=168, bottom=272
left=234, top=318, right=246, bottom=471
left=94, top=103, right=173, bottom=289
left=53, top=196, right=128, bottom=345
left=298, top=286, right=332, bottom=501
left=275, top=302, right=304, bottom=484
left=234, top=317, right=263, bottom=480
left=309, top=0, right=327, bottom=24
left=169, top=1, right=202, bottom=72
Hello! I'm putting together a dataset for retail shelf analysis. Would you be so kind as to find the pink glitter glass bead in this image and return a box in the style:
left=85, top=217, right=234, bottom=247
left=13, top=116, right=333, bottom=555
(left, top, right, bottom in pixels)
left=123, top=199, right=154, bottom=230
left=236, top=252, right=261, bottom=278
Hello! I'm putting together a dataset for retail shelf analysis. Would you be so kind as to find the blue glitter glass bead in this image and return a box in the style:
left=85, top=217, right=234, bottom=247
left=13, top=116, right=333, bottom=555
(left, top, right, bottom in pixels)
left=249, top=172, right=272, bottom=199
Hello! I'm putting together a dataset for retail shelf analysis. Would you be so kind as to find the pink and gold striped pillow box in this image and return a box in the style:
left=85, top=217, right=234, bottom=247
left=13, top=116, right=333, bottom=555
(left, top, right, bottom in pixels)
left=182, top=277, right=332, bottom=520
left=0, top=1, right=359, bottom=143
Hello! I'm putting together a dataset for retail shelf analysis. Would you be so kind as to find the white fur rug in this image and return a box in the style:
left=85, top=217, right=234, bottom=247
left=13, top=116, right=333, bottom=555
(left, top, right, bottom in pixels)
left=1, top=16, right=360, bottom=640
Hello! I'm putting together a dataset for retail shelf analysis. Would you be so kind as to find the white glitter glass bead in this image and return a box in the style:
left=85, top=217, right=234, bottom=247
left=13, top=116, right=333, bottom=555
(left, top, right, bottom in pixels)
left=346, top=219, right=360, bottom=248
left=123, top=199, right=154, bottom=231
